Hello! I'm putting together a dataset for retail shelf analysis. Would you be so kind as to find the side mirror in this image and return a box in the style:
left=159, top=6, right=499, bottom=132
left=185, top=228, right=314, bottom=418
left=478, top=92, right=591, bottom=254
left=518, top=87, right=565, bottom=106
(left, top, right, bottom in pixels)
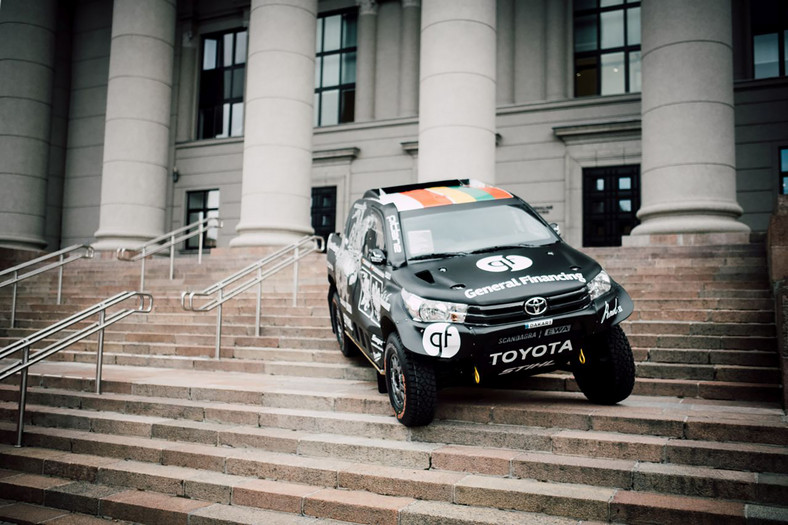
left=550, top=223, right=561, bottom=237
left=368, top=248, right=387, bottom=265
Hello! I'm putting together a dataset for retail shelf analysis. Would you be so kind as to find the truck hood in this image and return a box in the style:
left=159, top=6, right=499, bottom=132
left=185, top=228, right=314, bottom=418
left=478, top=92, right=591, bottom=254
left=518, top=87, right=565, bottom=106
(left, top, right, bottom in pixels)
left=394, top=243, right=602, bottom=305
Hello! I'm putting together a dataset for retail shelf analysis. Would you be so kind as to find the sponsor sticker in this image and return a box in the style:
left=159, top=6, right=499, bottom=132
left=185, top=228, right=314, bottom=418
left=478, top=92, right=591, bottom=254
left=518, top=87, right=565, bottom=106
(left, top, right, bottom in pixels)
left=499, top=360, right=556, bottom=376
left=498, top=332, right=538, bottom=345
left=422, top=323, right=461, bottom=358
left=490, top=339, right=573, bottom=367
left=476, top=255, right=533, bottom=273
left=544, top=324, right=570, bottom=336
left=524, top=319, right=553, bottom=329
left=602, top=297, right=623, bottom=322
left=464, top=272, right=586, bottom=299
left=387, top=215, right=403, bottom=254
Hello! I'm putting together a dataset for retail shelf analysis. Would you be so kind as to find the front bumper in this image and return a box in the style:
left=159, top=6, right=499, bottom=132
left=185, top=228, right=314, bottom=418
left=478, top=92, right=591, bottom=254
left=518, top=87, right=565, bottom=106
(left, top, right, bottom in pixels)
left=395, top=287, right=633, bottom=380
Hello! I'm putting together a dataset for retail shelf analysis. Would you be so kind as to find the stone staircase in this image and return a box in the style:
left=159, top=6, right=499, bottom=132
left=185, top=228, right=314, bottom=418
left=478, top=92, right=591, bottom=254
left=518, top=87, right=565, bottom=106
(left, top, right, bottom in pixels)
left=0, top=242, right=786, bottom=524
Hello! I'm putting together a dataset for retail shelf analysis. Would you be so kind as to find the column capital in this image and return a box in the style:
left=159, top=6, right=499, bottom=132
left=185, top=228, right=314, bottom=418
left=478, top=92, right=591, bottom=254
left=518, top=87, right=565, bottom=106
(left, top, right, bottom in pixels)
left=357, top=0, right=378, bottom=16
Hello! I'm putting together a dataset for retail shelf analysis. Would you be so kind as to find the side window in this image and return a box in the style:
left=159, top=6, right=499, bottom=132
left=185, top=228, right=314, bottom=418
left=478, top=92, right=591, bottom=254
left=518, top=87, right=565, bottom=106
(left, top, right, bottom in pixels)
left=344, top=202, right=367, bottom=252
left=362, top=211, right=384, bottom=257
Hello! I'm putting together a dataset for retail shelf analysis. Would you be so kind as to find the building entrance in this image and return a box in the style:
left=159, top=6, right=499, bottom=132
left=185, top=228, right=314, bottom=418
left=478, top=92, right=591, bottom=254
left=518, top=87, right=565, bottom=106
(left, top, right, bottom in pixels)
left=583, top=166, right=640, bottom=247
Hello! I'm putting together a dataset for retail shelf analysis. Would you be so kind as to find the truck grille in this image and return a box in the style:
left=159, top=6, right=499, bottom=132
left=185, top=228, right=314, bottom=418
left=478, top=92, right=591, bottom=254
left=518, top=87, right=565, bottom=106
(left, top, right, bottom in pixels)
left=464, top=286, right=591, bottom=326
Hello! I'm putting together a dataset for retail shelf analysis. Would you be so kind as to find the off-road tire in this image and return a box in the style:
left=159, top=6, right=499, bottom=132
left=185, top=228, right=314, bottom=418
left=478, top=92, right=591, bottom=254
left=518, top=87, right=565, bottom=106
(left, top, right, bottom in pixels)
left=573, top=325, right=635, bottom=405
left=385, top=333, right=437, bottom=426
left=330, top=291, right=356, bottom=357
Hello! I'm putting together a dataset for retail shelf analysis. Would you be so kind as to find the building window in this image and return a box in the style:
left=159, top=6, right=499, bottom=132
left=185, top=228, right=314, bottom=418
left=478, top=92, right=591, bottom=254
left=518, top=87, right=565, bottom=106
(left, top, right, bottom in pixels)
left=752, top=0, right=788, bottom=79
left=583, top=165, right=640, bottom=247
left=315, top=10, right=357, bottom=127
left=185, top=190, right=220, bottom=250
left=781, top=148, right=788, bottom=195
left=198, top=29, right=247, bottom=139
left=311, top=186, right=338, bottom=246
left=573, top=0, right=641, bottom=97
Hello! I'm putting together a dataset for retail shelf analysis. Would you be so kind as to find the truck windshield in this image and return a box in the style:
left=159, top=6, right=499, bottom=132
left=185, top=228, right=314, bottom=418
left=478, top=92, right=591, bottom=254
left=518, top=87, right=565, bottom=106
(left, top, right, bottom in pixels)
left=400, top=202, right=557, bottom=260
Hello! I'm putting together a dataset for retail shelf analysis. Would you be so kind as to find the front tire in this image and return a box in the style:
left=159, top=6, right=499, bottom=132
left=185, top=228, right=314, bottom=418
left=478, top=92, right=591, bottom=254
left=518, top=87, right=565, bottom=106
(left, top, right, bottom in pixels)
left=385, top=333, right=437, bottom=427
left=330, top=291, right=356, bottom=357
left=573, top=325, right=635, bottom=404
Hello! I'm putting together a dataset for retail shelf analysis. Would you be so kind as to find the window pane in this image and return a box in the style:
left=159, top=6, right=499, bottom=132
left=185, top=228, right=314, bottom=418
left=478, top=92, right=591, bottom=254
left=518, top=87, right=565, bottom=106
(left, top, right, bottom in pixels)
left=321, top=89, right=339, bottom=126
left=217, top=103, right=230, bottom=138
left=600, top=0, right=623, bottom=6
left=619, top=199, right=632, bottom=212
left=340, top=88, right=355, bottom=123
left=619, top=177, right=631, bottom=190
left=343, top=14, right=357, bottom=47
left=223, top=33, right=233, bottom=67
left=231, top=102, right=243, bottom=136
left=315, top=58, right=322, bottom=88
left=203, top=39, right=217, bottom=70
left=316, top=18, right=323, bottom=52
left=781, top=148, right=788, bottom=172
left=592, top=201, right=605, bottom=213
left=342, top=52, right=357, bottom=84
left=574, top=0, right=596, bottom=11
left=575, top=56, right=598, bottom=96
left=596, top=178, right=605, bottom=191
left=574, top=14, right=597, bottom=52
left=235, top=31, right=247, bottom=64
left=627, top=7, right=640, bottom=45
left=601, top=52, right=625, bottom=94
left=224, top=69, right=231, bottom=99
left=600, top=10, right=624, bottom=49
left=207, top=190, right=219, bottom=209
left=324, top=15, right=341, bottom=51
left=322, top=54, right=340, bottom=86
left=232, top=68, right=244, bottom=98
left=629, top=50, right=641, bottom=92
left=754, top=33, right=779, bottom=78
left=314, top=92, right=320, bottom=126
left=188, top=192, right=204, bottom=209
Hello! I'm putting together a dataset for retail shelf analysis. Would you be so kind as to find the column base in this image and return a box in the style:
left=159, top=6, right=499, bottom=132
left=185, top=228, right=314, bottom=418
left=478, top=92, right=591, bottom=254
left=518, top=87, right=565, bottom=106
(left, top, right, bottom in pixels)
left=92, top=233, right=153, bottom=252
left=0, top=234, right=47, bottom=252
left=230, top=226, right=314, bottom=247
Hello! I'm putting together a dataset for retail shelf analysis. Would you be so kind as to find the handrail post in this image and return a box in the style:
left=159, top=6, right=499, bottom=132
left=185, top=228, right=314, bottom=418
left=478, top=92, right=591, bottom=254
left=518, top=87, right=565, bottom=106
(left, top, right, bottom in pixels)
left=198, top=221, right=204, bottom=265
left=292, top=245, right=299, bottom=307
left=14, top=345, right=30, bottom=447
left=169, top=234, right=175, bottom=280
left=57, top=254, right=64, bottom=305
left=11, top=271, right=18, bottom=328
left=95, top=309, right=106, bottom=394
left=255, top=266, right=262, bottom=337
left=140, top=248, right=146, bottom=291
left=215, top=288, right=223, bottom=359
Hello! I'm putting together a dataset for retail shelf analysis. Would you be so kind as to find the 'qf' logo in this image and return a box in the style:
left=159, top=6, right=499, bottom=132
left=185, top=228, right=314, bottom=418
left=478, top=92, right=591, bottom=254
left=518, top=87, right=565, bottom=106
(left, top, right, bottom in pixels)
left=476, top=255, right=533, bottom=273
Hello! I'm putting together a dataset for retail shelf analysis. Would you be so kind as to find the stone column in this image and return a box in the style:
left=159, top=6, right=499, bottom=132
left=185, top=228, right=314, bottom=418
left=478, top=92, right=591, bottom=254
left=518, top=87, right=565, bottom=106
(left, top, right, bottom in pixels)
left=355, top=0, right=378, bottom=122
left=0, top=0, right=57, bottom=250
left=93, top=0, right=176, bottom=250
left=418, top=0, right=496, bottom=183
left=231, top=0, right=317, bottom=247
left=398, top=0, right=420, bottom=117
left=544, top=0, right=567, bottom=101
left=496, top=0, right=514, bottom=105
left=631, top=0, right=749, bottom=235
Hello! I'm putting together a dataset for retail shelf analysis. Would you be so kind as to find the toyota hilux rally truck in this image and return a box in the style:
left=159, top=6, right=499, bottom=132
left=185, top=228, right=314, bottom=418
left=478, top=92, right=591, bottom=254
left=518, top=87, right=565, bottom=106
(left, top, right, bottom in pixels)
left=326, top=179, right=635, bottom=427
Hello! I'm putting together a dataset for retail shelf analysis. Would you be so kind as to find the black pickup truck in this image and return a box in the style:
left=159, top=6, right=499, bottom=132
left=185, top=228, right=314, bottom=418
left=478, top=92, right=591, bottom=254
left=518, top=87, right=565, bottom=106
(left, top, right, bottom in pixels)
left=326, top=179, right=634, bottom=426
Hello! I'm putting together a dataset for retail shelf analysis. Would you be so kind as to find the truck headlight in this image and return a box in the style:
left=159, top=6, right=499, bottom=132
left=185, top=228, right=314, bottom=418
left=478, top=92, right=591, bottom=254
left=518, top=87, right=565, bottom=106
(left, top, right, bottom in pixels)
left=587, top=270, right=612, bottom=300
left=401, top=289, right=468, bottom=323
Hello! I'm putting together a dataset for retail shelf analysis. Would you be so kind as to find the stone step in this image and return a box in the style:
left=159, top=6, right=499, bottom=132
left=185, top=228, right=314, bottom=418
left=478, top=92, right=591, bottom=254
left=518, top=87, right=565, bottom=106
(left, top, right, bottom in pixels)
left=641, top=348, right=779, bottom=368
left=635, top=362, right=781, bottom=384
left=626, top=333, right=775, bottom=351
left=625, top=320, right=776, bottom=338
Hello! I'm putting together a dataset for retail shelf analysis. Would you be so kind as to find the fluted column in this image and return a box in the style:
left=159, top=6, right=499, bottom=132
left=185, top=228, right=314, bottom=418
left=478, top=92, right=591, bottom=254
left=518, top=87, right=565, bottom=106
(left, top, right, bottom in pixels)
left=93, top=0, right=176, bottom=250
left=0, top=0, right=57, bottom=250
left=231, top=0, right=317, bottom=246
left=398, top=0, right=420, bottom=117
left=418, top=0, right=496, bottom=183
left=544, top=0, right=567, bottom=100
left=496, top=0, right=514, bottom=105
left=355, top=0, right=378, bottom=122
left=631, top=0, right=749, bottom=235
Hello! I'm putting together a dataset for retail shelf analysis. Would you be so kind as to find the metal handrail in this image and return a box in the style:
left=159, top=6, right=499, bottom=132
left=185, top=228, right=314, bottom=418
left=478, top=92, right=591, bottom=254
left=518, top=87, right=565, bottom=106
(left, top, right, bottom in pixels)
left=181, top=235, right=324, bottom=358
left=0, top=244, right=94, bottom=328
left=116, top=216, right=223, bottom=290
left=0, top=291, right=153, bottom=447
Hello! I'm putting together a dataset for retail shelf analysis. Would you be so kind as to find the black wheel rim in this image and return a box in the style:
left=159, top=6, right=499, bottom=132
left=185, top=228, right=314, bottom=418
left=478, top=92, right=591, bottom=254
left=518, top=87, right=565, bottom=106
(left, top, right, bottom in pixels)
left=388, top=351, right=405, bottom=410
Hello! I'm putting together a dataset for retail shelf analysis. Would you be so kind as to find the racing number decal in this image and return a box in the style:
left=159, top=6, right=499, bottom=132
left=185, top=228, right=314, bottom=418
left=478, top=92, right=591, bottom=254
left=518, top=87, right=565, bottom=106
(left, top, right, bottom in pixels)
left=422, top=323, right=461, bottom=358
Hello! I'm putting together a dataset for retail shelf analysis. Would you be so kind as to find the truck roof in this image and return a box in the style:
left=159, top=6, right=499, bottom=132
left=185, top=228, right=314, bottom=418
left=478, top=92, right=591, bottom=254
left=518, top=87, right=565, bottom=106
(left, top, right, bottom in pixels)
left=365, top=179, right=513, bottom=212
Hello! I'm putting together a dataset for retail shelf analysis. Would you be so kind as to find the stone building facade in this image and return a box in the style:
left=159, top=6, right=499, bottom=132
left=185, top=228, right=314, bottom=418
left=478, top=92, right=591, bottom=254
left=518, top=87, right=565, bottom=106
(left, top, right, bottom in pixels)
left=0, top=0, right=786, bottom=251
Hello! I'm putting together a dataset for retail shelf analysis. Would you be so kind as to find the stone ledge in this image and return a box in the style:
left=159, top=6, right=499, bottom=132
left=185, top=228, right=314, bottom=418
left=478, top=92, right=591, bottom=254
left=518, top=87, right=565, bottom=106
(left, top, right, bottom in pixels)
left=622, top=232, right=754, bottom=247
